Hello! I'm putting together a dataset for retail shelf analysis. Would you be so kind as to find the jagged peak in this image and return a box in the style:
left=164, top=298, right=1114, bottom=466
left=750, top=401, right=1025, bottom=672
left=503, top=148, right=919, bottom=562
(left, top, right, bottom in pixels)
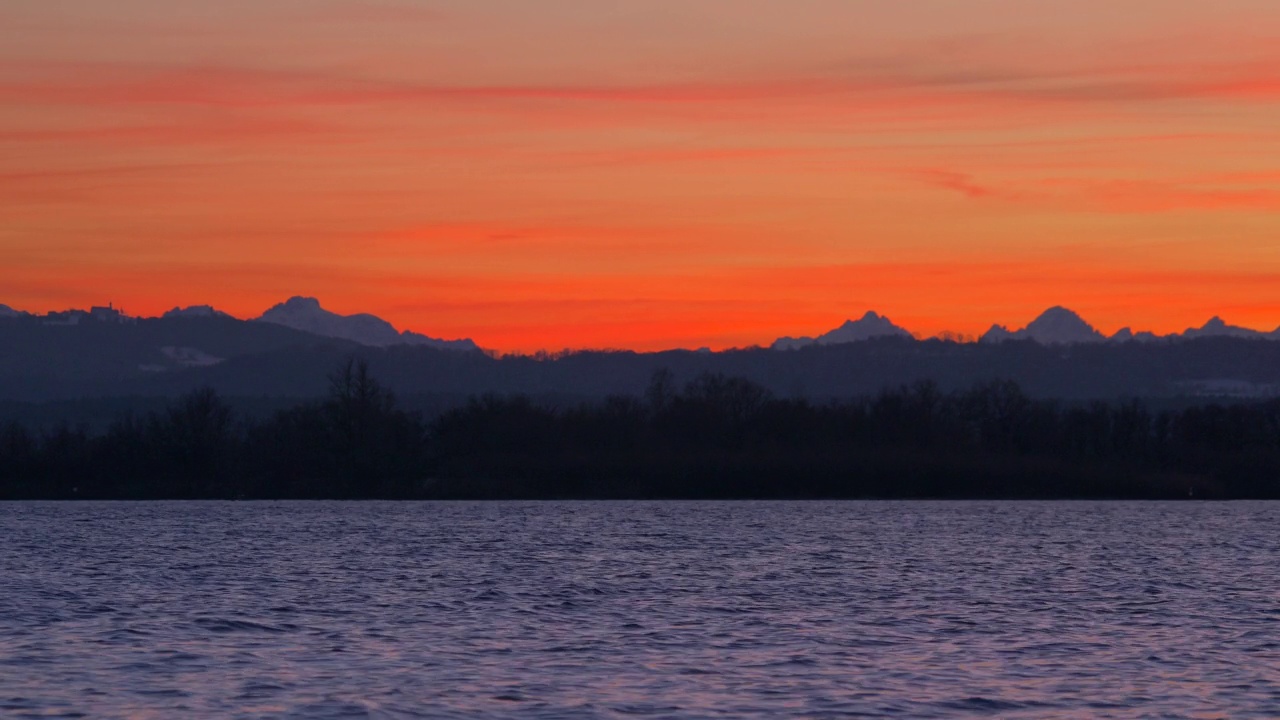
left=267, top=296, right=324, bottom=312
left=257, top=296, right=477, bottom=350
left=981, top=306, right=1103, bottom=345
left=822, top=312, right=910, bottom=340
left=837, top=310, right=887, bottom=326
left=772, top=310, right=909, bottom=349
left=979, top=324, right=1013, bottom=343
left=1183, top=315, right=1263, bottom=340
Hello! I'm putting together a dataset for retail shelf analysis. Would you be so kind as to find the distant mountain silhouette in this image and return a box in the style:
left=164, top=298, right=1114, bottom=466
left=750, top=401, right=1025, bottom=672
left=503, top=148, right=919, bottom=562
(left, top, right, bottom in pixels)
left=8, top=298, right=1280, bottom=405
left=773, top=311, right=912, bottom=349
left=1108, top=327, right=1160, bottom=343
left=1182, top=316, right=1268, bottom=340
left=257, top=296, right=477, bottom=350
left=163, top=305, right=231, bottom=319
left=0, top=309, right=356, bottom=400
left=984, top=308, right=1280, bottom=345
left=0, top=304, right=27, bottom=318
left=982, top=306, right=1105, bottom=345
left=6, top=328, right=1280, bottom=404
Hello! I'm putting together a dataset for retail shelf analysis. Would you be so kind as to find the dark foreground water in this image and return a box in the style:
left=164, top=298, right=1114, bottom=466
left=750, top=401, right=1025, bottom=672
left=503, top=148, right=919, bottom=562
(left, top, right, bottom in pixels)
left=2, top=502, right=1279, bottom=719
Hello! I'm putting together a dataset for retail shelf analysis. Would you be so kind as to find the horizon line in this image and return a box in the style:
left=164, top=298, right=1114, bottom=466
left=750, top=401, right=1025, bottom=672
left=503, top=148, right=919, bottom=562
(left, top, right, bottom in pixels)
left=6, top=297, right=1280, bottom=355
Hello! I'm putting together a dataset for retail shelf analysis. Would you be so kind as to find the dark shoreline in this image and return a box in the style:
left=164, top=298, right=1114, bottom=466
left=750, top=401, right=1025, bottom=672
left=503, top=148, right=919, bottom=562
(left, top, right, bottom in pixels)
left=0, top=491, right=1244, bottom=499
left=4, top=361, right=1279, bottom=501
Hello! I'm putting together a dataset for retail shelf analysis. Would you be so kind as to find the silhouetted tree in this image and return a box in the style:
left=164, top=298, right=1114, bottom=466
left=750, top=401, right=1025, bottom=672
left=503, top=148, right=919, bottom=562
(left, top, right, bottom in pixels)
left=645, top=368, right=677, bottom=413
left=152, top=387, right=234, bottom=497
left=6, top=371, right=1280, bottom=500
left=320, top=358, right=425, bottom=496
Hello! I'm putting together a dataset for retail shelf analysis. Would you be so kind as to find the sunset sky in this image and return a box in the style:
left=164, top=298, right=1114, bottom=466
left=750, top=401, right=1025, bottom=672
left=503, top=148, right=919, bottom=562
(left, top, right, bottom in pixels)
left=4, top=1, right=1280, bottom=351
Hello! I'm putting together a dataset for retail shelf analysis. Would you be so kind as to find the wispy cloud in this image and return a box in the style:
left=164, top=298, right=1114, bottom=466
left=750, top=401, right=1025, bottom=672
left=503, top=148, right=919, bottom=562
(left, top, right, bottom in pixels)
left=6, top=54, right=1279, bottom=111
left=1055, top=178, right=1280, bottom=213
left=4, top=3, right=1279, bottom=350
left=908, top=169, right=1006, bottom=200
left=902, top=167, right=1280, bottom=213
left=0, top=116, right=334, bottom=146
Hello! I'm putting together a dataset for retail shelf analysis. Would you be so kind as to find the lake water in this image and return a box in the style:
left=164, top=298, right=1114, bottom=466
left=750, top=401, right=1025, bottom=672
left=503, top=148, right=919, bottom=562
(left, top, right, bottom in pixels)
left=2, top=501, right=1279, bottom=718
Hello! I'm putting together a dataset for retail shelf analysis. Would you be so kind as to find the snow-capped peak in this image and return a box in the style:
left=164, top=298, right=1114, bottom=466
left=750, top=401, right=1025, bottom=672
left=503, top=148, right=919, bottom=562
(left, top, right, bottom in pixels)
left=773, top=310, right=912, bottom=349
left=981, top=306, right=1104, bottom=345
left=257, top=296, right=477, bottom=350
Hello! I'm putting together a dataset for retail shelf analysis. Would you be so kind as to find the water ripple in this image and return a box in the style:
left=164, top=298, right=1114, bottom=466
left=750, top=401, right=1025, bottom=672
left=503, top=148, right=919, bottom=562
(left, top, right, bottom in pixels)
left=1, top=500, right=1279, bottom=718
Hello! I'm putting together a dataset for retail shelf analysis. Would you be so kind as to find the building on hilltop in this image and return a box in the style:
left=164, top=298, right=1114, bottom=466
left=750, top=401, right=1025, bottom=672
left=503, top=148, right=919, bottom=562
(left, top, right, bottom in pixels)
left=42, top=302, right=135, bottom=326
left=89, top=302, right=134, bottom=324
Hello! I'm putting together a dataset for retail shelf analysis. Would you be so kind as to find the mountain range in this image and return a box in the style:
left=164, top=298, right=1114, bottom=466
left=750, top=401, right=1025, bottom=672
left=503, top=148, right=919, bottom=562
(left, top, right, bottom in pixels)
left=6, top=298, right=1280, bottom=407
left=15, top=297, right=476, bottom=351
left=773, top=311, right=912, bottom=350
left=7, top=298, right=1279, bottom=350
left=255, top=297, right=477, bottom=351
left=778, top=306, right=1280, bottom=348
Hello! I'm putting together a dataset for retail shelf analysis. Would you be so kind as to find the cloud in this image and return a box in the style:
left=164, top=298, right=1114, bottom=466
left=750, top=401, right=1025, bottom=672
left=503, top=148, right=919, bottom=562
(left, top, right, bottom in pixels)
left=908, top=169, right=1005, bottom=200
left=1063, top=179, right=1280, bottom=212
left=6, top=52, right=1279, bottom=113
left=901, top=166, right=1280, bottom=213
left=0, top=164, right=217, bottom=204
left=0, top=116, right=334, bottom=146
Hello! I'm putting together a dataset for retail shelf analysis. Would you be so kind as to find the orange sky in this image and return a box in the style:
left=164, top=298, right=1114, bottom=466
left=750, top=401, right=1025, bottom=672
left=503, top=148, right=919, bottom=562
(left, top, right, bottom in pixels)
left=3, top=1, right=1280, bottom=351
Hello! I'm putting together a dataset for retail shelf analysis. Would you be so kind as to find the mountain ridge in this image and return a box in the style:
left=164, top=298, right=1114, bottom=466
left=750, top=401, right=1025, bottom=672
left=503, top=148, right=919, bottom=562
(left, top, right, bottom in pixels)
left=7, top=304, right=1280, bottom=403
left=4, top=298, right=1280, bottom=351
left=256, top=296, right=478, bottom=351
left=0, top=297, right=478, bottom=351
left=773, top=311, right=913, bottom=350
left=163, top=305, right=231, bottom=319
left=980, top=306, right=1106, bottom=345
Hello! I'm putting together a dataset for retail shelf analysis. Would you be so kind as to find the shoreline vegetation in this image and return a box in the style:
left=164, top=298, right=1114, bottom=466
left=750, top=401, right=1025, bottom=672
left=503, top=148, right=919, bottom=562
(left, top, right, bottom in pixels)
left=2, top=360, right=1278, bottom=500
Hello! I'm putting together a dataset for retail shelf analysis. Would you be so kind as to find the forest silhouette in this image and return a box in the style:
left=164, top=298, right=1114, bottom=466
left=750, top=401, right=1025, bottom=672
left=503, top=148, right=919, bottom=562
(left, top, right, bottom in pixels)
left=2, top=359, right=1278, bottom=500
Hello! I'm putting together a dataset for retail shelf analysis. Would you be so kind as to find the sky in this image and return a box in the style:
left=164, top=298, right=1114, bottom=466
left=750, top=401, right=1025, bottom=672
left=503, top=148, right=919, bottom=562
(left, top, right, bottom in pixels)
left=3, top=1, right=1280, bottom=351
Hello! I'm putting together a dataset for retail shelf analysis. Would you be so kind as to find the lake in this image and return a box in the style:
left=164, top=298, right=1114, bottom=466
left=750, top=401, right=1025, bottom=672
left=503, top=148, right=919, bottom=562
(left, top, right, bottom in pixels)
left=2, top=501, right=1278, bottom=718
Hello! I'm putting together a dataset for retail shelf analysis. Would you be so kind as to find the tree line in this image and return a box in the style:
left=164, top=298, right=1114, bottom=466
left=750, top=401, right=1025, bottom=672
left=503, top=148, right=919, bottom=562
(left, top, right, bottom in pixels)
left=2, top=360, right=1278, bottom=499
